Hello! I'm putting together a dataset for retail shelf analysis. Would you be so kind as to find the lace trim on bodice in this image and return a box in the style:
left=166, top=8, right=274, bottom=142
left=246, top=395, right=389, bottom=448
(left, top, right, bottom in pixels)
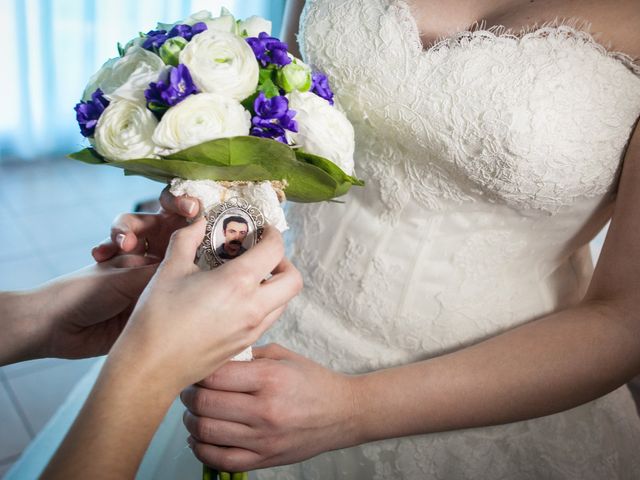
left=418, top=18, right=640, bottom=77
left=299, top=0, right=640, bottom=217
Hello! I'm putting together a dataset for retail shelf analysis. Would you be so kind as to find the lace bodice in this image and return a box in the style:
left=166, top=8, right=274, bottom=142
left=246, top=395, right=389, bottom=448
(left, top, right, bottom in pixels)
left=257, top=1, right=640, bottom=478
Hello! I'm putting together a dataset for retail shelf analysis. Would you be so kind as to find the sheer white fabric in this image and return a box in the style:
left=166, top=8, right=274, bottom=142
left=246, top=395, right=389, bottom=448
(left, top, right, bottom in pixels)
left=132, top=1, right=640, bottom=478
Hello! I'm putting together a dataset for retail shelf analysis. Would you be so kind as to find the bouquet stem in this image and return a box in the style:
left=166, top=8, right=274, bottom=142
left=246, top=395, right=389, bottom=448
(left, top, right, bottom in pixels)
left=203, top=465, right=248, bottom=479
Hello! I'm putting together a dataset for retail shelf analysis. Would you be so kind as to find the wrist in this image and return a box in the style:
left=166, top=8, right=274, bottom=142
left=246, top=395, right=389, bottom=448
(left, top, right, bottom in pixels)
left=101, top=351, right=180, bottom=405
left=106, top=331, right=188, bottom=398
left=338, top=373, right=371, bottom=448
left=0, top=289, right=50, bottom=365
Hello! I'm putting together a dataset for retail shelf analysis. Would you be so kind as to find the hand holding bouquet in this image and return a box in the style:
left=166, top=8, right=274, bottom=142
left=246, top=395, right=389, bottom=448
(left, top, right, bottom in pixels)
left=71, top=8, right=363, bottom=480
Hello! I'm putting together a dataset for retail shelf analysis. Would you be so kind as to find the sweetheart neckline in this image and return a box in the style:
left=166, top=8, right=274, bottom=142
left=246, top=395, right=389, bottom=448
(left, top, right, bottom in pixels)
left=393, top=0, right=640, bottom=76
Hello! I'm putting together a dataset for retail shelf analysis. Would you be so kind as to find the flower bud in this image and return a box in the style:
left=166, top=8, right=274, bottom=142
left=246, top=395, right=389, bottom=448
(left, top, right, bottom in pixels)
left=159, top=36, right=189, bottom=66
left=276, top=60, right=312, bottom=93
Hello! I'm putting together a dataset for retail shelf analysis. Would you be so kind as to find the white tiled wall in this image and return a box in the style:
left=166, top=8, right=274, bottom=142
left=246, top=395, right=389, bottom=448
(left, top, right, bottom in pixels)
left=0, top=157, right=162, bottom=476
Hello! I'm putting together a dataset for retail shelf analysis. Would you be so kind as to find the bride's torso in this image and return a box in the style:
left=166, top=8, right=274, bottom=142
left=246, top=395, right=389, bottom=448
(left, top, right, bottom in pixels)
left=270, top=0, right=640, bottom=373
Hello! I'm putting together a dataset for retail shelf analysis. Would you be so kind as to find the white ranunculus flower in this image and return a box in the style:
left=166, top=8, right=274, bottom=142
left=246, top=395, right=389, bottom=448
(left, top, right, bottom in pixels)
left=157, top=9, right=211, bottom=30
left=179, top=30, right=258, bottom=101
left=204, top=8, right=237, bottom=33
left=120, top=35, right=145, bottom=56
left=83, top=47, right=167, bottom=104
left=287, top=91, right=355, bottom=175
left=238, top=16, right=272, bottom=37
left=159, top=8, right=236, bottom=33
left=94, top=100, right=158, bottom=161
left=82, top=57, right=118, bottom=100
left=152, top=93, right=251, bottom=153
left=180, top=9, right=214, bottom=26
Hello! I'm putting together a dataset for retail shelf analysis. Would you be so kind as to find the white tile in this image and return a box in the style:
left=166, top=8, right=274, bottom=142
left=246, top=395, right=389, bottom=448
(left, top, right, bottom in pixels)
left=0, top=255, right=57, bottom=291
left=6, top=358, right=97, bottom=434
left=0, top=383, right=31, bottom=461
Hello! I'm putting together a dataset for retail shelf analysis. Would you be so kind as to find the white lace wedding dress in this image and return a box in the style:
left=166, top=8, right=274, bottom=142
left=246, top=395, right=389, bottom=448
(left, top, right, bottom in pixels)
left=8, top=1, right=640, bottom=479
left=255, top=1, right=640, bottom=478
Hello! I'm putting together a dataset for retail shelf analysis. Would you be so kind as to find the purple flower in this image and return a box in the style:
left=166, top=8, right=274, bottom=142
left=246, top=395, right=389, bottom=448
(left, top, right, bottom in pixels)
left=74, top=89, right=110, bottom=138
left=246, top=32, right=291, bottom=67
left=310, top=72, right=334, bottom=105
left=168, top=22, right=207, bottom=41
left=143, top=29, right=169, bottom=50
left=251, top=118, right=288, bottom=143
left=254, top=92, right=288, bottom=119
left=145, top=64, right=197, bottom=117
left=250, top=92, right=297, bottom=143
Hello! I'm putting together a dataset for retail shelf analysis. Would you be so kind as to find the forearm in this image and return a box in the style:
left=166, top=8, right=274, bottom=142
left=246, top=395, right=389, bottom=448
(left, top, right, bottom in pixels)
left=0, top=290, right=49, bottom=366
left=350, top=301, right=640, bottom=444
left=42, top=345, right=180, bottom=479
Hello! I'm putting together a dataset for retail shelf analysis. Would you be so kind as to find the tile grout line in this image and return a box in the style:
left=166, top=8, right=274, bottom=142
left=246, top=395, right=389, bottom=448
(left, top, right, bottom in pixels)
left=0, top=370, right=36, bottom=438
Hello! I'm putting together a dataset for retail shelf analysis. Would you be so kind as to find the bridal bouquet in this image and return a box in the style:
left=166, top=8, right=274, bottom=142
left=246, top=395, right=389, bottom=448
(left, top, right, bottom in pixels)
left=72, top=7, right=361, bottom=203
left=71, top=7, right=362, bottom=480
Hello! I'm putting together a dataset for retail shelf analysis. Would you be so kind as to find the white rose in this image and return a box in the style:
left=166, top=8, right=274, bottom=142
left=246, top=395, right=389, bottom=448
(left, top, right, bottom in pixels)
left=180, top=9, right=214, bottom=26
left=287, top=91, right=355, bottom=175
left=119, top=35, right=145, bottom=56
left=82, top=57, right=118, bottom=100
left=204, top=7, right=237, bottom=33
left=83, top=47, right=167, bottom=104
left=94, top=100, right=158, bottom=161
left=180, top=30, right=259, bottom=101
left=156, top=10, right=212, bottom=31
left=238, top=16, right=272, bottom=37
left=158, top=8, right=236, bottom=34
left=152, top=93, right=251, bottom=153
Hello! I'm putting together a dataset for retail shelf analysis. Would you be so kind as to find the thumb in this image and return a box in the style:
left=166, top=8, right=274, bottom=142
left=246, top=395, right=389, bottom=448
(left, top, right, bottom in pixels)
left=162, top=217, right=206, bottom=273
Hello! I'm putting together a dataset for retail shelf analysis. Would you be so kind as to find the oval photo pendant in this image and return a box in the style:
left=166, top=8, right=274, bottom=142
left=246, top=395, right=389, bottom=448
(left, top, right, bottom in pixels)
left=197, top=197, right=265, bottom=269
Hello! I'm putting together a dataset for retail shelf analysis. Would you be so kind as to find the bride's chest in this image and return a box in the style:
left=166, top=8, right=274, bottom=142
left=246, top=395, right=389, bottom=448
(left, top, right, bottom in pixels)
left=300, top=0, right=640, bottom=213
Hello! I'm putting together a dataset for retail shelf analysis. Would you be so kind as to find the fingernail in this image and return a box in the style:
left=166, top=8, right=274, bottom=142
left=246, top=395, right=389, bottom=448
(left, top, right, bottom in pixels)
left=186, top=436, right=195, bottom=449
left=181, top=199, right=197, bottom=216
left=116, top=233, right=126, bottom=249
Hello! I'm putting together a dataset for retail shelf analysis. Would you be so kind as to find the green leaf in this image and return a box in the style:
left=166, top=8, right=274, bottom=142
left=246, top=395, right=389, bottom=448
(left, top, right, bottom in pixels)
left=258, top=67, right=274, bottom=84
left=294, top=149, right=365, bottom=186
left=67, top=137, right=364, bottom=203
left=68, top=148, right=107, bottom=165
left=241, top=92, right=258, bottom=112
left=257, top=68, right=281, bottom=98
left=257, top=78, right=280, bottom=98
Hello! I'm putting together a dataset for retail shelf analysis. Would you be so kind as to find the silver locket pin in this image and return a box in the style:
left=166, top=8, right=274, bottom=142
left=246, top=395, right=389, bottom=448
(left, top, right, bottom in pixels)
left=197, top=197, right=265, bottom=269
